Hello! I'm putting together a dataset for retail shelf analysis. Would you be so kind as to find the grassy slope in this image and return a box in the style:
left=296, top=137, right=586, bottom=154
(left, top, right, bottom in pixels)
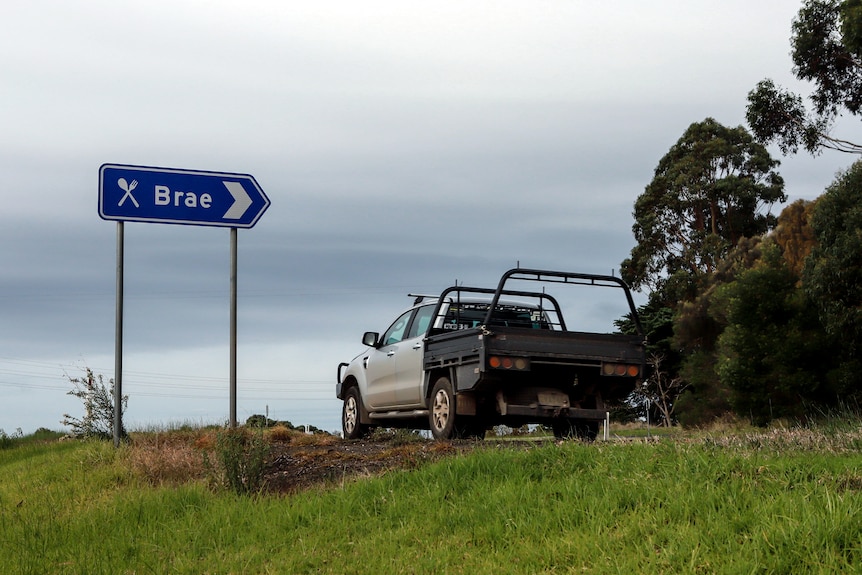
left=2, top=432, right=862, bottom=574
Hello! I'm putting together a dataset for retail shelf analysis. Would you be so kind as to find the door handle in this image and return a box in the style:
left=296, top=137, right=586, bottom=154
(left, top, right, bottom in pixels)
left=412, top=343, right=422, bottom=350
left=387, top=350, right=396, bottom=357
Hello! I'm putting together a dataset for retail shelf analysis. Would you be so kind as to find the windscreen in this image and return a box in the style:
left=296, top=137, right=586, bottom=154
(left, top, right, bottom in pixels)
left=442, top=303, right=551, bottom=331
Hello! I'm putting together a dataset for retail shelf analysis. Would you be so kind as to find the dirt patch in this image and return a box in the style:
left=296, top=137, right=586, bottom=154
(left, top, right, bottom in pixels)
left=262, top=437, right=544, bottom=494
left=263, top=439, right=466, bottom=493
left=127, top=428, right=550, bottom=494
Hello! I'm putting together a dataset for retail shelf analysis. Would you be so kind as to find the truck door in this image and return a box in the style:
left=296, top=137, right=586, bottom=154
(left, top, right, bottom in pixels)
left=394, top=304, right=435, bottom=407
left=363, top=309, right=413, bottom=410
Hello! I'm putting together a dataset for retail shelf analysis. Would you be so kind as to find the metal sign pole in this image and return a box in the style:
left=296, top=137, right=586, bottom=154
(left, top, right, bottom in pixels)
left=229, top=227, right=237, bottom=428
left=99, top=164, right=269, bottom=436
left=114, top=221, right=124, bottom=447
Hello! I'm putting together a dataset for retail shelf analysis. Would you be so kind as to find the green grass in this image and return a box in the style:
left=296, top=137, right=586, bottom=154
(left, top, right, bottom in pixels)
left=2, top=427, right=862, bottom=573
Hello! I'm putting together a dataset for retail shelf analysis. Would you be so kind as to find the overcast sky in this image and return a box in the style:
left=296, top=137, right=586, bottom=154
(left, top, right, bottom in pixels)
left=2, top=0, right=859, bottom=435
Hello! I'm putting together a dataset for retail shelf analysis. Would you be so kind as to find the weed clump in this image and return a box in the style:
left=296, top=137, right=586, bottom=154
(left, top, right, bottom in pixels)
left=206, top=428, right=271, bottom=495
left=0, top=428, right=23, bottom=450
left=267, top=424, right=294, bottom=442
left=62, top=368, right=127, bottom=440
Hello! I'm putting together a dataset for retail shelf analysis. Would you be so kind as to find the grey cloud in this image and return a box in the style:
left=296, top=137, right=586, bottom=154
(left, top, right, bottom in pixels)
left=3, top=0, right=858, bottom=434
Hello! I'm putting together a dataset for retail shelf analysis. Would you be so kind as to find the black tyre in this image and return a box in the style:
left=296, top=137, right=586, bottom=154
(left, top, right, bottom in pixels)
left=551, top=419, right=573, bottom=440
left=457, top=418, right=487, bottom=440
left=429, top=377, right=457, bottom=440
left=342, top=387, right=369, bottom=439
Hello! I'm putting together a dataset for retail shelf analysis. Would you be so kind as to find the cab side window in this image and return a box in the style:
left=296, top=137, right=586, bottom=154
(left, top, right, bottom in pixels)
left=381, top=310, right=413, bottom=346
left=407, top=305, right=435, bottom=339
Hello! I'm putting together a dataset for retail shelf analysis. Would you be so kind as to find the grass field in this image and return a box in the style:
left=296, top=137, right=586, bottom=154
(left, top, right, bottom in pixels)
left=2, top=423, right=862, bottom=574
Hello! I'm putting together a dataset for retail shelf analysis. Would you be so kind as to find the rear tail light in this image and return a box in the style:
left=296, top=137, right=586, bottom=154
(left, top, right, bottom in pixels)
left=602, top=362, right=641, bottom=378
left=488, top=356, right=530, bottom=371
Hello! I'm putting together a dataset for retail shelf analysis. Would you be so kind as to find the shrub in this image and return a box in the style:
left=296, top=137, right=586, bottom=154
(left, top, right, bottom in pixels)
left=0, top=428, right=23, bottom=450
left=207, top=428, right=271, bottom=495
left=62, top=368, right=127, bottom=440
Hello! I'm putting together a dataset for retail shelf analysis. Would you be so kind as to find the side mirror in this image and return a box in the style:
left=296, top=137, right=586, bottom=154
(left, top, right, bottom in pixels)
left=362, top=332, right=379, bottom=347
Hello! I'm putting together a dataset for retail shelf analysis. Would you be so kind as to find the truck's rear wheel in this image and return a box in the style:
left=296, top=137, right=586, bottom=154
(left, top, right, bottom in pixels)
left=342, top=387, right=369, bottom=439
left=429, top=377, right=456, bottom=440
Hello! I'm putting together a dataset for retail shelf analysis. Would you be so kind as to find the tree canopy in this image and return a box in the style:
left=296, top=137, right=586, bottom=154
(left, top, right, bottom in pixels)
left=617, top=2, right=862, bottom=426
left=769, top=199, right=818, bottom=279
left=621, top=118, right=785, bottom=300
left=715, top=242, right=832, bottom=424
left=803, top=160, right=862, bottom=377
left=747, top=0, right=862, bottom=154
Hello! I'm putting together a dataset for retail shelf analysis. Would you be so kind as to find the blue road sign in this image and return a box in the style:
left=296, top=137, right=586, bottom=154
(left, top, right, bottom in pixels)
left=99, top=164, right=270, bottom=228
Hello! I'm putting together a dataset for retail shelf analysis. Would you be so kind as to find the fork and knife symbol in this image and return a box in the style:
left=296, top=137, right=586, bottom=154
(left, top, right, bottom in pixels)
left=117, top=178, right=139, bottom=208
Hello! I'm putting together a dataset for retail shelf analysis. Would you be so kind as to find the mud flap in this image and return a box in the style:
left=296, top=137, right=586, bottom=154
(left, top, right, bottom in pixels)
left=455, top=392, right=477, bottom=416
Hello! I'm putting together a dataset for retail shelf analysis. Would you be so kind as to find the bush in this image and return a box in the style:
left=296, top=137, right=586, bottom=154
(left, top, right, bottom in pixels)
left=62, top=368, right=127, bottom=440
left=0, top=428, right=23, bottom=450
left=207, top=428, right=271, bottom=495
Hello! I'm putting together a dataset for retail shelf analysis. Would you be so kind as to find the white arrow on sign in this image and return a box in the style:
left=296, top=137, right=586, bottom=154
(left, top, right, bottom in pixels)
left=222, top=181, right=253, bottom=220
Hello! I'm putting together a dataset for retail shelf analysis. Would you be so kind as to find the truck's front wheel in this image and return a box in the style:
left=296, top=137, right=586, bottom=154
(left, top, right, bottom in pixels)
left=342, top=387, right=370, bottom=439
left=429, top=377, right=456, bottom=440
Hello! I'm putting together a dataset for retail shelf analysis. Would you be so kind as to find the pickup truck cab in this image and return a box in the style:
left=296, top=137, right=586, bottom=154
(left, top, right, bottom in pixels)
left=337, top=268, right=645, bottom=440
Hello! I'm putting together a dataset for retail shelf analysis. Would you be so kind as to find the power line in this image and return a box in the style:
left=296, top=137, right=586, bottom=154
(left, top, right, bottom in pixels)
left=0, top=377, right=333, bottom=401
left=0, top=283, right=433, bottom=302
left=0, top=356, right=334, bottom=400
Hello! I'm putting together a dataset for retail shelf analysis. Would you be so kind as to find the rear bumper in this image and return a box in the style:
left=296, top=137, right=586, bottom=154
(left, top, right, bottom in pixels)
left=500, top=404, right=607, bottom=421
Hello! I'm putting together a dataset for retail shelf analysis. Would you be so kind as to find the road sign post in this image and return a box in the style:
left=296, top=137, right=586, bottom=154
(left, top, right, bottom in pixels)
left=114, top=221, right=124, bottom=447
left=99, top=164, right=269, bottom=443
left=230, top=227, right=238, bottom=428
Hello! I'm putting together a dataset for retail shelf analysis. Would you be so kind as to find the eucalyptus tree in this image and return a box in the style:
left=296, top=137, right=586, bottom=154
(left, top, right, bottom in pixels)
left=803, top=160, right=862, bottom=392
left=621, top=118, right=785, bottom=303
left=747, top=0, right=862, bottom=154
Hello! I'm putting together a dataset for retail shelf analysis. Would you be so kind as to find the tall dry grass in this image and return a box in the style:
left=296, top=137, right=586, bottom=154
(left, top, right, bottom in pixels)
left=126, top=429, right=214, bottom=485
